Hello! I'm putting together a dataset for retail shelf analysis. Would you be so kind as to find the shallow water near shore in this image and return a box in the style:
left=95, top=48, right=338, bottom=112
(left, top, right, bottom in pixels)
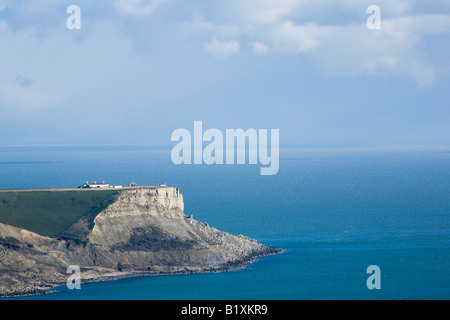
left=1, top=146, right=449, bottom=299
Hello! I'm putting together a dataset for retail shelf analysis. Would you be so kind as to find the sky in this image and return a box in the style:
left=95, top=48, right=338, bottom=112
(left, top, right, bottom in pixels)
left=1, top=0, right=450, bottom=147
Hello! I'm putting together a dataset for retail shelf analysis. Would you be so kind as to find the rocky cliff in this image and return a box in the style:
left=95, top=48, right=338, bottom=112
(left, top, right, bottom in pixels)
left=0, top=186, right=281, bottom=297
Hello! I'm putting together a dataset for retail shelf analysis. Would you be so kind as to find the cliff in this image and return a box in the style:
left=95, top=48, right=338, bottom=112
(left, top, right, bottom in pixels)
left=0, top=186, right=281, bottom=297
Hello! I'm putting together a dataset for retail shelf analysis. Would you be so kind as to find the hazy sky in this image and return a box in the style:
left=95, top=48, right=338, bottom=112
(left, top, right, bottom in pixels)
left=1, top=0, right=450, bottom=146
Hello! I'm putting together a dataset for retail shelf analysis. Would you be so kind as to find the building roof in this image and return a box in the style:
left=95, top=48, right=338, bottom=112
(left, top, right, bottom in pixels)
left=84, top=181, right=109, bottom=185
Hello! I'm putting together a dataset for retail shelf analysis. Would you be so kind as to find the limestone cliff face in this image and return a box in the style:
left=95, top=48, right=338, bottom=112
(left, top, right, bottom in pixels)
left=88, top=187, right=185, bottom=246
left=0, top=186, right=280, bottom=297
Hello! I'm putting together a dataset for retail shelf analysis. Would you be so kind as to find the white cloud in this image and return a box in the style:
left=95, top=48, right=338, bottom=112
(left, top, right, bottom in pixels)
left=335, top=15, right=449, bottom=87
left=183, top=13, right=239, bottom=38
left=0, top=0, right=5, bottom=11
left=383, top=14, right=450, bottom=37
left=340, top=0, right=412, bottom=16
left=230, top=5, right=450, bottom=87
left=250, top=41, right=269, bottom=55
left=268, top=21, right=321, bottom=53
left=231, top=0, right=414, bottom=26
left=232, top=0, right=310, bottom=25
left=114, top=0, right=166, bottom=16
left=205, top=37, right=240, bottom=59
left=239, top=12, right=450, bottom=87
left=181, top=0, right=450, bottom=86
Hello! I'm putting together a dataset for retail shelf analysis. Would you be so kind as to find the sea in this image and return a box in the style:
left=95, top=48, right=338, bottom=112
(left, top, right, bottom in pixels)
left=0, top=145, right=449, bottom=300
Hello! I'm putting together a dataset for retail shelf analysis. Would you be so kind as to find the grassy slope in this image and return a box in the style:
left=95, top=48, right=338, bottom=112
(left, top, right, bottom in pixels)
left=0, top=190, right=120, bottom=237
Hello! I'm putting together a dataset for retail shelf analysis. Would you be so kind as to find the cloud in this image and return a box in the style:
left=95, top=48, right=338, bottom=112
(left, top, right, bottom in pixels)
left=250, top=41, right=269, bottom=55
left=268, top=21, right=321, bottom=53
left=340, top=0, right=412, bottom=16
left=208, top=2, right=450, bottom=86
left=231, top=0, right=414, bottom=25
left=183, top=13, right=239, bottom=38
left=114, top=0, right=166, bottom=16
left=203, top=0, right=450, bottom=86
left=261, top=14, right=450, bottom=87
left=0, top=0, right=5, bottom=11
left=232, top=0, right=308, bottom=25
left=204, top=37, right=240, bottom=59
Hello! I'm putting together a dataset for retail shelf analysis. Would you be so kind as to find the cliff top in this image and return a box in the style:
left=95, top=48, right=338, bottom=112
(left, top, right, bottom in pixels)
left=0, top=186, right=175, bottom=237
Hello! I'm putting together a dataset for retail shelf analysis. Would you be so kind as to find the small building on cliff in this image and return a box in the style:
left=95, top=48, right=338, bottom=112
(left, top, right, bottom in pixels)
left=83, top=181, right=110, bottom=188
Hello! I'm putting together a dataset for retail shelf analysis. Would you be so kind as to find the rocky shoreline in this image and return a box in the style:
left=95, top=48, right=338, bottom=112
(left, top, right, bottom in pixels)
left=2, top=245, right=282, bottom=298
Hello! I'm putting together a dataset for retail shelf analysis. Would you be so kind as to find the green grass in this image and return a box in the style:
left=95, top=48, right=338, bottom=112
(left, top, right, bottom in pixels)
left=0, top=190, right=120, bottom=237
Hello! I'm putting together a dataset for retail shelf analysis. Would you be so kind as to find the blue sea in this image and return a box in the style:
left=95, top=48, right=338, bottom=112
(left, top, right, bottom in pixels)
left=0, top=145, right=449, bottom=300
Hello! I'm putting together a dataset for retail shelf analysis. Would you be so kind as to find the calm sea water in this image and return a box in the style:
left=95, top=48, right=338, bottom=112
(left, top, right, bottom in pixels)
left=0, top=146, right=449, bottom=300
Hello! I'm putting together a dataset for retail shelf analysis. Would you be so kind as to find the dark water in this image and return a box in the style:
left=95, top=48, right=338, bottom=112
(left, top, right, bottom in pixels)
left=1, top=146, right=449, bottom=299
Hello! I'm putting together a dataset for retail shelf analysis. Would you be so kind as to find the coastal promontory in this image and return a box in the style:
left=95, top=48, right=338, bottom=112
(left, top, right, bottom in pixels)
left=0, top=186, right=281, bottom=297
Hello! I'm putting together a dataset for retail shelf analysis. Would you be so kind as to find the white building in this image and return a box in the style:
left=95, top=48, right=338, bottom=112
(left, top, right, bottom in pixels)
left=83, top=181, right=110, bottom=188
